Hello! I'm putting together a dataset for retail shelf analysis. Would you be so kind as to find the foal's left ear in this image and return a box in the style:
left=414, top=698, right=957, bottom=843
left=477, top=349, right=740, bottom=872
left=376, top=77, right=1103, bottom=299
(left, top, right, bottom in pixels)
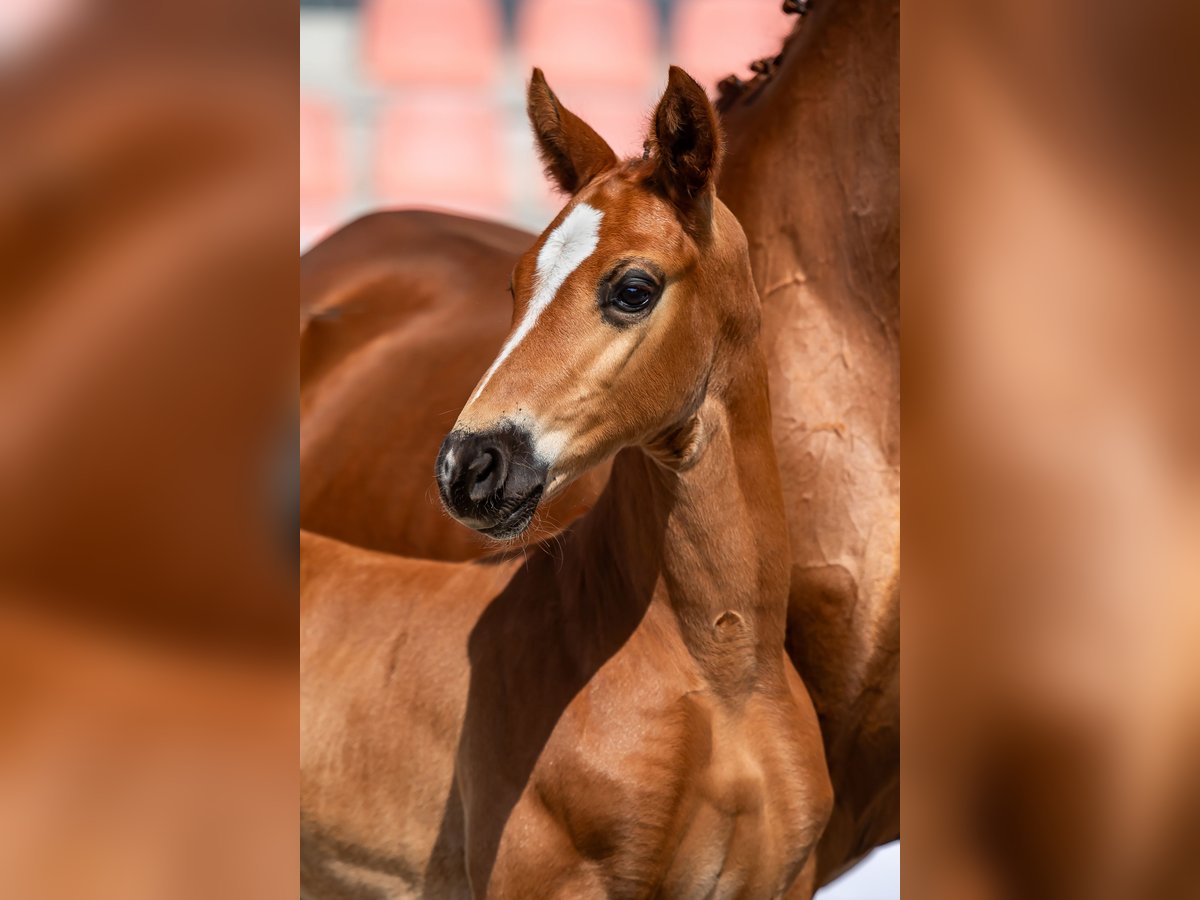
left=648, top=66, right=724, bottom=228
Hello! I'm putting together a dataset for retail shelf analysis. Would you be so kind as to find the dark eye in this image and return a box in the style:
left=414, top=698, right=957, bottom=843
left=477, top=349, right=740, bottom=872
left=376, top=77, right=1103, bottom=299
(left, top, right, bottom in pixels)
left=599, top=264, right=665, bottom=325
left=608, top=271, right=661, bottom=316
left=616, top=282, right=653, bottom=311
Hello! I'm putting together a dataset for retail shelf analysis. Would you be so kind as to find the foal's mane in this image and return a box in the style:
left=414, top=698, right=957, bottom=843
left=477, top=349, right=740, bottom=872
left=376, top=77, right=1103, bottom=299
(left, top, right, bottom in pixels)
left=713, top=0, right=810, bottom=116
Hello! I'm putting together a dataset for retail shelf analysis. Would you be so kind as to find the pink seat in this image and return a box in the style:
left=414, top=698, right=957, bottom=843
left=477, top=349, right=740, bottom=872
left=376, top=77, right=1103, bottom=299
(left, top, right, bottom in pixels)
left=373, top=93, right=510, bottom=219
left=560, top=88, right=652, bottom=159
left=671, top=0, right=794, bottom=94
left=363, top=0, right=502, bottom=87
left=517, top=0, right=658, bottom=94
left=301, top=97, right=345, bottom=201
left=301, top=97, right=346, bottom=241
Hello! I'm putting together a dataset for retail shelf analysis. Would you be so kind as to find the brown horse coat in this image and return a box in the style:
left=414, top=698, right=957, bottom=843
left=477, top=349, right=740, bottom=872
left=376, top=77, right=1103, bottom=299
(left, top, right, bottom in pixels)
left=302, top=70, right=833, bottom=898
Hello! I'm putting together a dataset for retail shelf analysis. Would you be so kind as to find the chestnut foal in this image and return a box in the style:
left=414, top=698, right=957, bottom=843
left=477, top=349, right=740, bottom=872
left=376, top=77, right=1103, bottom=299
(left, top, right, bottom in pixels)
left=301, top=69, right=831, bottom=899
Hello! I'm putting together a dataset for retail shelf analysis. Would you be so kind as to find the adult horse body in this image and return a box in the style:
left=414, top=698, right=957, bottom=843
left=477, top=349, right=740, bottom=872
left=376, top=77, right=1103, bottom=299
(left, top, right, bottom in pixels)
left=301, top=0, right=898, bottom=885
left=302, top=70, right=831, bottom=898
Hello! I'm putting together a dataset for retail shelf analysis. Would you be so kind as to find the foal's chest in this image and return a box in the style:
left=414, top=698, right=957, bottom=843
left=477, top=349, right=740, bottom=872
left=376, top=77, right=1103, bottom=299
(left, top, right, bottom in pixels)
left=475, top=626, right=824, bottom=898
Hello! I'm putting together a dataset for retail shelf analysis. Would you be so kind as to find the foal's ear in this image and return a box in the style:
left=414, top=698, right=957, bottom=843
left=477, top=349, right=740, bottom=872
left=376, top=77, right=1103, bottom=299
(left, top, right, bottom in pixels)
left=648, top=66, right=723, bottom=227
left=527, top=68, right=617, bottom=195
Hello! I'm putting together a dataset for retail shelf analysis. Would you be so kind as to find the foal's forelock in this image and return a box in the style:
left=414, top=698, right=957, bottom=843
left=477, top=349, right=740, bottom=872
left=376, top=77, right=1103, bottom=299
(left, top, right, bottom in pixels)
left=466, top=202, right=605, bottom=406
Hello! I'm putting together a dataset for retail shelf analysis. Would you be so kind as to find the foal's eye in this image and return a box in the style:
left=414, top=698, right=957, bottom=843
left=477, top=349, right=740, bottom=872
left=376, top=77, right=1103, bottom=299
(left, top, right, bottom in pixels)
left=606, top=270, right=662, bottom=318
left=616, top=283, right=653, bottom=311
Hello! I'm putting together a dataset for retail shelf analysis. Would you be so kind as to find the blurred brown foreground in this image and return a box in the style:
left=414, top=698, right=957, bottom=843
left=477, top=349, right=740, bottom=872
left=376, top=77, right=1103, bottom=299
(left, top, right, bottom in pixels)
left=904, top=0, right=1200, bottom=897
left=0, top=2, right=297, bottom=899
left=1, top=0, right=1198, bottom=898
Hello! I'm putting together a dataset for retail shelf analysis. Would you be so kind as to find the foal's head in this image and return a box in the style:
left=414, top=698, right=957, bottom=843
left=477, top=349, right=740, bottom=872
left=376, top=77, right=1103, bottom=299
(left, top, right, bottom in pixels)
left=437, top=67, right=760, bottom=539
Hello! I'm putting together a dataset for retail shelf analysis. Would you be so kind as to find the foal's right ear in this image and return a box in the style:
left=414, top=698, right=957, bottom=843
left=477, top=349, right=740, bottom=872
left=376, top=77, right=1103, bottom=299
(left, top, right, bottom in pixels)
left=527, top=68, right=617, bottom=195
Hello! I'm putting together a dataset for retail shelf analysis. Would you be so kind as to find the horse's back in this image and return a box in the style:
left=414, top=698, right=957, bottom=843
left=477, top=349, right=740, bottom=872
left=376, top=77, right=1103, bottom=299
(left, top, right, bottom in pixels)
left=301, top=209, right=530, bottom=326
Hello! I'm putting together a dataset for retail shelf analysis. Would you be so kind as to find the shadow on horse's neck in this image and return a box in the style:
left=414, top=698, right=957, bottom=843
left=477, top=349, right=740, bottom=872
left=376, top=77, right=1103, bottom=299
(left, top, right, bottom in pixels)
left=431, top=451, right=669, bottom=893
left=434, top=346, right=785, bottom=892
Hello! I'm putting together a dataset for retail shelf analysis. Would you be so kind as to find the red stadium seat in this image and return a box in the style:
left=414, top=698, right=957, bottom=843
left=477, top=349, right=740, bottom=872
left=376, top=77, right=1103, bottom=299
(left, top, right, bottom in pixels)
left=301, top=97, right=346, bottom=242
left=373, top=93, right=510, bottom=219
left=301, top=97, right=345, bottom=202
left=671, top=0, right=794, bottom=95
left=363, top=0, right=503, bottom=87
left=553, top=87, right=653, bottom=162
left=517, top=0, right=658, bottom=94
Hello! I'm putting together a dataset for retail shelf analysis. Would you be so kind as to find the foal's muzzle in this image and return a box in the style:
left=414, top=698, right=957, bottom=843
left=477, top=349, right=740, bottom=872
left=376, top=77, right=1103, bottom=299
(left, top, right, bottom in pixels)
left=436, top=424, right=548, bottom=539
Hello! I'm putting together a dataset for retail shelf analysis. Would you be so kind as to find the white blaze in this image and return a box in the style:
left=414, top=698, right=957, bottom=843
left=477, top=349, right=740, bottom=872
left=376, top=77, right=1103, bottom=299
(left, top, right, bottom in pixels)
left=467, top=203, right=603, bottom=404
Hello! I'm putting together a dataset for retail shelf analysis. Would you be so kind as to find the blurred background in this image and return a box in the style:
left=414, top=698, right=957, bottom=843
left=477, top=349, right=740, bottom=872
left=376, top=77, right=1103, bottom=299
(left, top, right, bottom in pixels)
left=300, top=0, right=793, bottom=247
left=3, top=0, right=1194, bottom=897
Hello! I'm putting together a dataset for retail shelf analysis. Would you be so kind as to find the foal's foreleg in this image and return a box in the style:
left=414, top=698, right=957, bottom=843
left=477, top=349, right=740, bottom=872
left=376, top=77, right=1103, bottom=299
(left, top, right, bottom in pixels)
left=783, top=853, right=820, bottom=900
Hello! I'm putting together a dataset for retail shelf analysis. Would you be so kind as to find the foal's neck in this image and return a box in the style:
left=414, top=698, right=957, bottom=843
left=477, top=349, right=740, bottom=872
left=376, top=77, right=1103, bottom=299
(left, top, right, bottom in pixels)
left=578, top=352, right=791, bottom=695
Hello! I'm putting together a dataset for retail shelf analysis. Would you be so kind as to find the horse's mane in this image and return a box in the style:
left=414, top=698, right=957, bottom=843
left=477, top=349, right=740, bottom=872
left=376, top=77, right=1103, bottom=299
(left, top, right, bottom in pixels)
left=714, top=0, right=809, bottom=116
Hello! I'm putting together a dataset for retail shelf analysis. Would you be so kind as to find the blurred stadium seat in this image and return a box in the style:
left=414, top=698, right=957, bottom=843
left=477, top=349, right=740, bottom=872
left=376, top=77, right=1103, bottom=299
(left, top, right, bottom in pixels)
left=363, top=0, right=503, bottom=87
left=303, top=0, right=797, bottom=238
left=300, top=96, right=346, bottom=244
left=671, top=0, right=793, bottom=94
left=374, top=93, right=510, bottom=218
left=561, top=88, right=654, bottom=158
left=517, top=0, right=658, bottom=94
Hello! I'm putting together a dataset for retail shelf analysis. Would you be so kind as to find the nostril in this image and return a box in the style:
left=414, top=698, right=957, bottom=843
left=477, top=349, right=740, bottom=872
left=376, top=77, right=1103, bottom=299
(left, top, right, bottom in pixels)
left=466, top=446, right=507, bottom=502
left=468, top=449, right=496, bottom=481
